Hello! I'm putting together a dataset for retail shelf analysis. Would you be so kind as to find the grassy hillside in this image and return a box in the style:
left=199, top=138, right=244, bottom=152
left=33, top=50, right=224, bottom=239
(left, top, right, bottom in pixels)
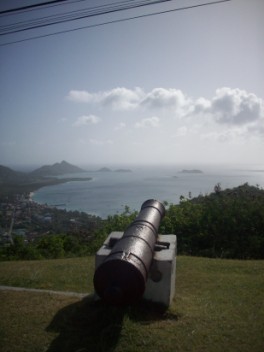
left=0, top=256, right=263, bottom=352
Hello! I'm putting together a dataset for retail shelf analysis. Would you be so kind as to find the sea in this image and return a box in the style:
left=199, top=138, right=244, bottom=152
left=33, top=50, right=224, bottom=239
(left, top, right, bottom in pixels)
left=31, top=164, right=264, bottom=219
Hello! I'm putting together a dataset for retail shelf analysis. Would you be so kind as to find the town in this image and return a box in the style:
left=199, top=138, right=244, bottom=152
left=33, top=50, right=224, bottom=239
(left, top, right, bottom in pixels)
left=0, top=192, right=103, bottom=247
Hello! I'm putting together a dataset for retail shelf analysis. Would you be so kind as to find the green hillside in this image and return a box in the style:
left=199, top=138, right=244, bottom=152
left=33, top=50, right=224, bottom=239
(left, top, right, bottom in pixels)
left=0, top=161, right=90, bottom=195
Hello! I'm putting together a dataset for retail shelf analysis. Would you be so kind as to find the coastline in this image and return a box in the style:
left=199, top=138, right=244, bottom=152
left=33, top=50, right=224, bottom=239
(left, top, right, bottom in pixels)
left=26, top=167, right=264, bottom=218
left=0, top=177, right=93, bottom=197
left=29, top=177, right=93, bottom=194
left=29, top=191, right=34, bottom=201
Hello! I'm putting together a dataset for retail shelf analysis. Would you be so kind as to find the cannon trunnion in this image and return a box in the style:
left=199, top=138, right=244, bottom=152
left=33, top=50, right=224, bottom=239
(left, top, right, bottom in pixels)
left=93, top=199, right=165, bottom=305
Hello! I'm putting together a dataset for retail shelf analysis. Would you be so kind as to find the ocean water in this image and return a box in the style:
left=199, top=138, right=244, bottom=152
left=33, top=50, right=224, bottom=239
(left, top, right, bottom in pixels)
left=32, top=164, right=264, bottom=219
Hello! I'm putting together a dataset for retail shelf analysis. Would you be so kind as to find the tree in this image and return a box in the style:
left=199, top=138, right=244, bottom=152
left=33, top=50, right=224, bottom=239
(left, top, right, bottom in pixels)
left=37, top=235, right=65, bottom=258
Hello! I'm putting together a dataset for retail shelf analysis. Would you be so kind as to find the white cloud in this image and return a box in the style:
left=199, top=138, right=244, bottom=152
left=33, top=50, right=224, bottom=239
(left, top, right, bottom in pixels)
left=67, top=87, right=264, bottom=122
left=141, top=88, right=189, bottom=109
left=135, top=116, right=160, bottom=128
left=66, top=87, right=191, bottom=113
left=194, top=97, right=211, bottom=113
left=67, top=90, right=93, bottom=103
left=210, top=87, right=264, bottom=125
left=100, top=87, right=143, bottom=110
left=73, top=115, right=100, bottom=126
left=68, top=87, right=143, bottom=110
left=67, top=87, right=264, bottom=141
left=140, top=88, right=195, bottom=120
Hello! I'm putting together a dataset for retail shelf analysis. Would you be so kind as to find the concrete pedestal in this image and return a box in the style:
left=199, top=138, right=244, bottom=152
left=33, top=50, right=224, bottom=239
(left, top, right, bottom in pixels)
left=95, top=231, right=177, bottom=306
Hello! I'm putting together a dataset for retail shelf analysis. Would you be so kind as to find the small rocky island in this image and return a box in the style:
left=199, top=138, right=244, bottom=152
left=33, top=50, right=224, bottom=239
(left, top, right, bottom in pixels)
left=179, top=169, right=203, bottom=174
left=115, top=169, right=132, bottom=173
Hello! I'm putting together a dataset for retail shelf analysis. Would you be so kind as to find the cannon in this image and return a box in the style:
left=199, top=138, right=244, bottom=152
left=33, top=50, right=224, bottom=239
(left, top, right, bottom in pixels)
left=93, top=199, right=166, bottom=305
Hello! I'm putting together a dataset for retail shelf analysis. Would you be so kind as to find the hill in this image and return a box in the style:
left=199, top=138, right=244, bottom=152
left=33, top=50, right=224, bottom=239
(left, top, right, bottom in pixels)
left=0, top=165, right=28, bottom=183
left=30, top=160, right=86, bottom=176
left=0, top=161, right=89, bottom=195
left=0, top=165, right=23, bottom=183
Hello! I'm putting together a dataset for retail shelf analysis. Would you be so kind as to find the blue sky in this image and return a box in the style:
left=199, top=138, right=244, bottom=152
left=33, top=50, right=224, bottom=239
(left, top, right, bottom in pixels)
left=0, top=0, right=263, bottom=168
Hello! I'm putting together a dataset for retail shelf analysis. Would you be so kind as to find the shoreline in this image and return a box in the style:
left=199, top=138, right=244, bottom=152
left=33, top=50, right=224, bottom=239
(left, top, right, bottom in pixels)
left=29, top=177, right=93, bottom=198
left=0, top=176, right=93, bottom=197
left=28, top=177, right=93, bottom=211
left=29, top=191, right=34, bottom=201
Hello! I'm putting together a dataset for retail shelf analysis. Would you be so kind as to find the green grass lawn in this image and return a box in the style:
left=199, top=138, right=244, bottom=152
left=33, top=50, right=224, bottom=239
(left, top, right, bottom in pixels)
left=0, top=256, right=95, bottom=293
left=0, top=256, right=263, bottom=352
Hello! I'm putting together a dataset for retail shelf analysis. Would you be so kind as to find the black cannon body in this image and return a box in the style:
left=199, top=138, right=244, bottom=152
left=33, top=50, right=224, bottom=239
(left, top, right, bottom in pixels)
left=93, top=199, right=165, bottom=305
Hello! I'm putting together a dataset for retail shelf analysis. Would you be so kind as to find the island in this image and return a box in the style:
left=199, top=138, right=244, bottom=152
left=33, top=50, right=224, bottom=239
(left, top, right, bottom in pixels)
left=0, top=161, right=91, bottom=196
left=30, top=160, right=87, bottom=176
left=115, top=169, right=132, bottom=173
left=178, top=169, right=203, bottom=174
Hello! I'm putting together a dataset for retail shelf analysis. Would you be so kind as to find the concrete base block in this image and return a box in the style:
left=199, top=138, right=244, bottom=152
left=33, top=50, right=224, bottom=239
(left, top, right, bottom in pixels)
left=95, top=232, right=177, bottom=306
left=145, top=234, right=177, bottom=306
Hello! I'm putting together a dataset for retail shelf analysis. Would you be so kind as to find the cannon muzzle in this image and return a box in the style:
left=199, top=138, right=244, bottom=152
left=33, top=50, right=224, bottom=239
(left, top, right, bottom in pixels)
left=93, top=199, right=165, bottom=305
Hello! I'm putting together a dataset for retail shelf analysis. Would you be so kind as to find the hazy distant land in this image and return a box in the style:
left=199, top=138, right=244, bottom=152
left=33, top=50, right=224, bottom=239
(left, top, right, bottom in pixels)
left=0, top=161, right=92, bottom=195
left=178, top=169, right=203, bottom=174
left=0, top=161, right=134, bottom=196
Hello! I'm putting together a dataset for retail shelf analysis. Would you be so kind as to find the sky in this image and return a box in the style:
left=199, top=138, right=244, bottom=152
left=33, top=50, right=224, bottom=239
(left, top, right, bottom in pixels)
left=0, top=0, right=263, bottom=169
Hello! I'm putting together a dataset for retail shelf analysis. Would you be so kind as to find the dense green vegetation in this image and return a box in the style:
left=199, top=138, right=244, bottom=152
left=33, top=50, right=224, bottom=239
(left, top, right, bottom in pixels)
left=161, top=183, right=264, bottom=259
left=1, top=183, right=264, bottom=260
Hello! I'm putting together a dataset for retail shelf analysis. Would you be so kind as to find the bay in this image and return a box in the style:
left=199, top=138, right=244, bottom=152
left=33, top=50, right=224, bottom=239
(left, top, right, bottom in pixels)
left=32, top=164, right=264, bottom=219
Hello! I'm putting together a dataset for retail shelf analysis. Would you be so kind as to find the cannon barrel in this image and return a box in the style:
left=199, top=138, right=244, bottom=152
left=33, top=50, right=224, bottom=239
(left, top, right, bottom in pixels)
left=93, top=199, right=165, bottom=305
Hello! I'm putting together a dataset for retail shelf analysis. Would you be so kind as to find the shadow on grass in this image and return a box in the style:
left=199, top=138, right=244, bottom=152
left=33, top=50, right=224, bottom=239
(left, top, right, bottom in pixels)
left=46, top=295, right=178, bottom=352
